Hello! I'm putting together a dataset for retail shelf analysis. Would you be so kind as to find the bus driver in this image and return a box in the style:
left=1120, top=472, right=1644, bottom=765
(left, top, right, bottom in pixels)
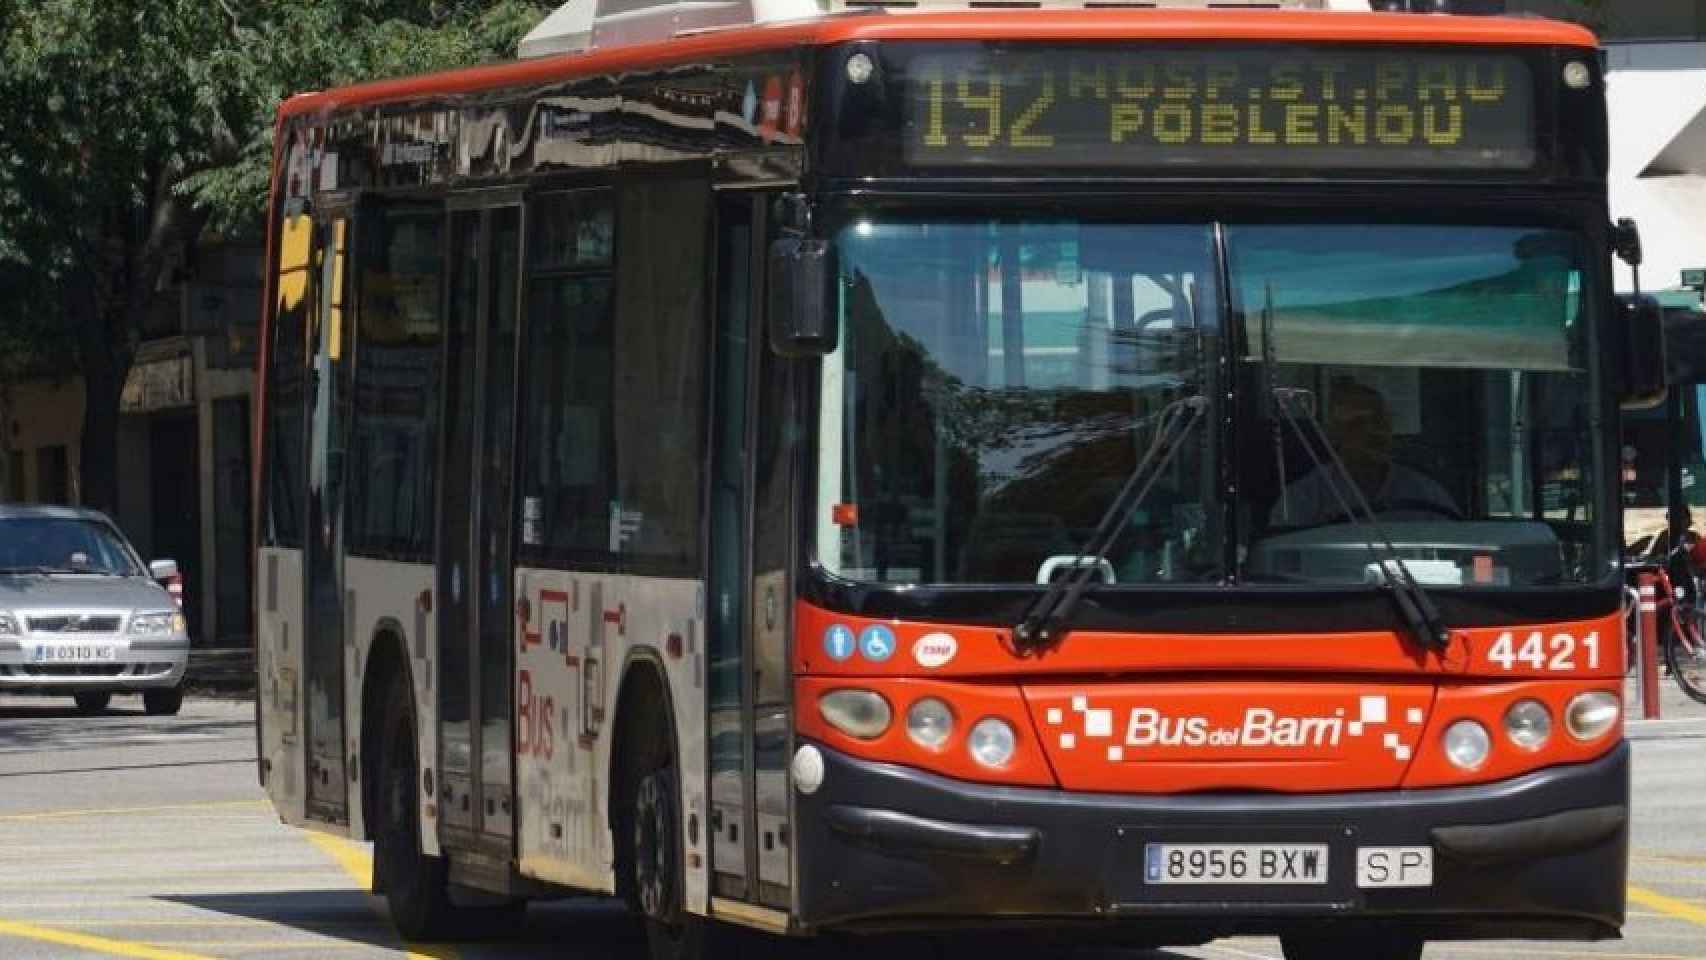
left=1270, top=378, right=1460, bottom=527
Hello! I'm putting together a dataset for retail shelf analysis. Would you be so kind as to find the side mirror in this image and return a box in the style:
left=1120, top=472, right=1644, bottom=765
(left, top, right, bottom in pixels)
left=1618, top=294, right=1667, bottom=409
left=150, top=559, right=184, bottom=609
left=767, top=234, right=836, bottom=357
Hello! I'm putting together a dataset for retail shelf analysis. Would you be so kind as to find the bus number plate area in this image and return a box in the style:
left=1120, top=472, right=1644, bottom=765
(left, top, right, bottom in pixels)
left=1145, top=843, right=1328, bottom=885
left=1114, top=827, right=1356, bottom=905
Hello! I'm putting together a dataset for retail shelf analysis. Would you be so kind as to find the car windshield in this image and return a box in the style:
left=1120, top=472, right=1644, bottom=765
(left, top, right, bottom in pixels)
left=0, top=518, right=143, bottom=576
left=815, top=217, right=1604, bottom=589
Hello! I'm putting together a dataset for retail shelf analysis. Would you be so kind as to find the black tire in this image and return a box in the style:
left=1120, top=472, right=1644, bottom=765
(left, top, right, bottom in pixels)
left=143, top=686, right=183, bottom=716
left=1664, top=623, right=1706, bottom=705
left=374, top=677, right=523, bottom=941
left=73, top=691, right=111, bottom=714
left=1281, top=931, right=1424, bottom=960
left=628, top=755, right=714, bottom=960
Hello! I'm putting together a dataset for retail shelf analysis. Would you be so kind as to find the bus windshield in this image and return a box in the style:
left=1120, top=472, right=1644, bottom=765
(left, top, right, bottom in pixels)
left=816, top=218, right=1602, bottom=589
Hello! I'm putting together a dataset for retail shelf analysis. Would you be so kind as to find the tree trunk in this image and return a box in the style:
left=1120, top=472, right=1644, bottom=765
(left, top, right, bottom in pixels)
left=78, top=352, right=128, bottom=515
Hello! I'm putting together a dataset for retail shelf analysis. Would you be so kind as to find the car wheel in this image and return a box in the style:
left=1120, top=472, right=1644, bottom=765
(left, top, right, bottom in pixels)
left=375, top=676, right=522, bottom=941
left=143, top=686, right=183, bottom=716
left=73, top=691, right=111, bottom=714
left=1281, top=931, right=1425, bottom=960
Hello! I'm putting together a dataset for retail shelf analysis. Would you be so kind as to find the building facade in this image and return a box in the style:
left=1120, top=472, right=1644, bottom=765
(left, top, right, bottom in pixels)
left=2, top=244, right=260, bottom=647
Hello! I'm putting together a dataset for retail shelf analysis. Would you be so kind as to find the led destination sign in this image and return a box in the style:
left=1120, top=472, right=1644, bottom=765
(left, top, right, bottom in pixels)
left=904, top=49, right=1536, bottom=170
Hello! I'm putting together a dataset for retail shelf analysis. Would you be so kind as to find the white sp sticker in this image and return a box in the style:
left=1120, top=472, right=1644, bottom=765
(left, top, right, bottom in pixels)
left=913, top=632, right=958, bottom=669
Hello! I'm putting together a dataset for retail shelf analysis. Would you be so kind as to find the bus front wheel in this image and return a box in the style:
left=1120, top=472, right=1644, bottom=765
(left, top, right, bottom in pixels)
left=1281, top=931, right=1424, bottom=960
left=375, top=676, right=520, bottom=941
left=630, top=763, right=710, bottom=960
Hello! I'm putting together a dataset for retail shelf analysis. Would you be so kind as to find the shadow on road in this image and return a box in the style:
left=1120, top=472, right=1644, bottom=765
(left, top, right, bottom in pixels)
left=165, top=891, right=1214, bottom=959
left=161, top=890, right=421, bottom=951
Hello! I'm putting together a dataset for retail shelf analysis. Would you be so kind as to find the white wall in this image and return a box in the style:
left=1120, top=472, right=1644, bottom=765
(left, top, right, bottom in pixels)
left=1605, top=42, right=1706, bottom=293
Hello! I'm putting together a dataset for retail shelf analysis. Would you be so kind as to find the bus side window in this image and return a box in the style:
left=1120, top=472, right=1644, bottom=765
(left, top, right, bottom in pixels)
left=521, top=191, right=617, bottom=569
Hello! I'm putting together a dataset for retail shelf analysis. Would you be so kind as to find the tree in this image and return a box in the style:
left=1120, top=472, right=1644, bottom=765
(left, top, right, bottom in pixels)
left=0, top=1, right=544, bottom=512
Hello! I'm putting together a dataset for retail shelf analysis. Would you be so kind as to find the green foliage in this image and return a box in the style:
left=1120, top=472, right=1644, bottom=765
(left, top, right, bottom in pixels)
left=181, top=1, right=547, bottom=233
left=0, top=0, right=543, bottom=506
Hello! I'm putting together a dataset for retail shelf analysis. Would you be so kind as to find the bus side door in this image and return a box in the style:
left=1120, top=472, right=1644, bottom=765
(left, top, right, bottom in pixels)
left=709, top=190, right=796, bottom=911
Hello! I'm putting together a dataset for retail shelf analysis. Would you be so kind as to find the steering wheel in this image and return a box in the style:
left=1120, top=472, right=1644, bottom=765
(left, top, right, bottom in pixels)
left=1377, top=497, right=1467, bottom=522
left=1271, top=497, right=1465, bottom=534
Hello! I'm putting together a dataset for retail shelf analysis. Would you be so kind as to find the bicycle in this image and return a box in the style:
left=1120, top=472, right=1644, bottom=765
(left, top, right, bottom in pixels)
left=1627, top=531, right=1706, bottom=705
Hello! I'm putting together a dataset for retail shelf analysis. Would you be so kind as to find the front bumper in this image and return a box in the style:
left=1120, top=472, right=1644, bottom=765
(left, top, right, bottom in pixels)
left=796, top=740, right=1628, bottom=943
left=0, top=638, right=187, bottom=691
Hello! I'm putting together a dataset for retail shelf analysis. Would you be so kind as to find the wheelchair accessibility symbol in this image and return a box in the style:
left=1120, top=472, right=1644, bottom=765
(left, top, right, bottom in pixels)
left=859, top=625, right=896, bottom=663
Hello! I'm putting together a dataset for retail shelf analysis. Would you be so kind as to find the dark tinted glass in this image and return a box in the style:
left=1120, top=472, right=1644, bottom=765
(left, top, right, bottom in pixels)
left=265, top=213, right=311, bottom=548
left=349, top=207, right=444, bottom=560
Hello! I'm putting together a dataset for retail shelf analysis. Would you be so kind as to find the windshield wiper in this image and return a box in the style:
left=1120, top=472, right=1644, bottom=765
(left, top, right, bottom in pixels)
left=1012, top=395, right=1207, bottom=656
left=1269, top=387, right=1449, bottom=653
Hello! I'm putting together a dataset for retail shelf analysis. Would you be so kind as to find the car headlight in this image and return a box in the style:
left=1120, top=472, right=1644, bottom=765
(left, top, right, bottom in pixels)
left=0, top=612, right=17, bottom=636
left=131, top=612, right=186, bottom=636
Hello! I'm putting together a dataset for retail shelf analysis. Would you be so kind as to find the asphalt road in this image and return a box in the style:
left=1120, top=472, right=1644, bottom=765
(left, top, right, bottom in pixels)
left=0, top=687, right=1702, bottom=960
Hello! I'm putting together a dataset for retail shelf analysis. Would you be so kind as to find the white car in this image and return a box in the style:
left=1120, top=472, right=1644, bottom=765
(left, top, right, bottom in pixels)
left=0, top=505, right=189, bottom=715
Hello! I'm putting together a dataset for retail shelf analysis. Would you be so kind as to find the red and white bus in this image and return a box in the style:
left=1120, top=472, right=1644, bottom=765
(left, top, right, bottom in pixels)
left=256, top=3, right=1654, bottom=957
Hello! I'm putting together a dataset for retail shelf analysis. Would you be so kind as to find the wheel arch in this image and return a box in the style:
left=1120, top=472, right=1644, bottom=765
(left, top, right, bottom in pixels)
left=360, top=619, right=415, bottom=841
left=607, top=647, right=682, bottom=905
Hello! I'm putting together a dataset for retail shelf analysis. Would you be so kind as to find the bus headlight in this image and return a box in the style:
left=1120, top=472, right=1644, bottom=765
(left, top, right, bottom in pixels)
left=1443, top=720, right=1491, bottom=771
left=818, top=689, right=891, bottom=740
left=791, top=745, right=825, bottom=795
left=967, top=717, right=1016, bottom=769
left=905, top=698, right=954, bottom=750
left=1565, top=692, right=1620, bottom=741
left=1503, top=699, right=1552, bottom=751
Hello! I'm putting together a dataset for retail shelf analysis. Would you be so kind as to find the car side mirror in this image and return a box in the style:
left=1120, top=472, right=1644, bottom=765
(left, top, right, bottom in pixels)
left=150, top=559, right=179, bottom=581
left=767, top=233, right=835, bottom=357
left=1618, top=294, right=1667, bottom=410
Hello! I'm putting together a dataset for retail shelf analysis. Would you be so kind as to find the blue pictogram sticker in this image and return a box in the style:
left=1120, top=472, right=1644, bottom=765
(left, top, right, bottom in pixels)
left=824, top=624, right=856, bottom=662
left=859, top=624, right=896, bottom=663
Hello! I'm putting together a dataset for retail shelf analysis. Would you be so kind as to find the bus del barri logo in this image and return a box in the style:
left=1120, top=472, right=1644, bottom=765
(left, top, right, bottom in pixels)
left=1043, top=694, right=1423, bottom=763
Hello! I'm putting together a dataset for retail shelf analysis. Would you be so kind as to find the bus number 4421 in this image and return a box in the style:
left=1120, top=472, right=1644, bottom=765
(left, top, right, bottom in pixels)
left=1485, top=631, right=1599, bottom=672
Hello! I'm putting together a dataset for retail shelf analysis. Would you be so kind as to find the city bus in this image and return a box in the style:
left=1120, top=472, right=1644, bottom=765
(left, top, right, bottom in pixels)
left=255, top=3, right=1658, bottom=957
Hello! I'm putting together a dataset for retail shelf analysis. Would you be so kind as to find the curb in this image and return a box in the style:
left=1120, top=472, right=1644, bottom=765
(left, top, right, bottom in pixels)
left=186, top=648, right=255, bottom=698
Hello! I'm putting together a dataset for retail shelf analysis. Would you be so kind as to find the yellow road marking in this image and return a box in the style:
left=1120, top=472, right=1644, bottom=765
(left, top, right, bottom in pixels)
left=1628, top=885, right=1706, bottom=927
left=307, top=833, right=375, bottom=890
left=0, top=917, right=217, bottom=960
left=25, top=919, right=387, bottom=929
left=147, top=944, right=371, bottom=951
left=1634, top=853, right=1706, bottom=868
left=308, top=833, right=461, bottom=960
left=0, top=800, right=265, bottom=822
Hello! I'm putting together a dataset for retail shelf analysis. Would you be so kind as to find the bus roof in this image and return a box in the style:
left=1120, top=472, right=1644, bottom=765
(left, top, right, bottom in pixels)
left=277, top=9, right=1596, bottom=122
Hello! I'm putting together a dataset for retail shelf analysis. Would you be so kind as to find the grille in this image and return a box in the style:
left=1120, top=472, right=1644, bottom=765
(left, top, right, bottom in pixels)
left=27, top=615, right=122, bottom=633
left=15, top=664, right=126, bottom=678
